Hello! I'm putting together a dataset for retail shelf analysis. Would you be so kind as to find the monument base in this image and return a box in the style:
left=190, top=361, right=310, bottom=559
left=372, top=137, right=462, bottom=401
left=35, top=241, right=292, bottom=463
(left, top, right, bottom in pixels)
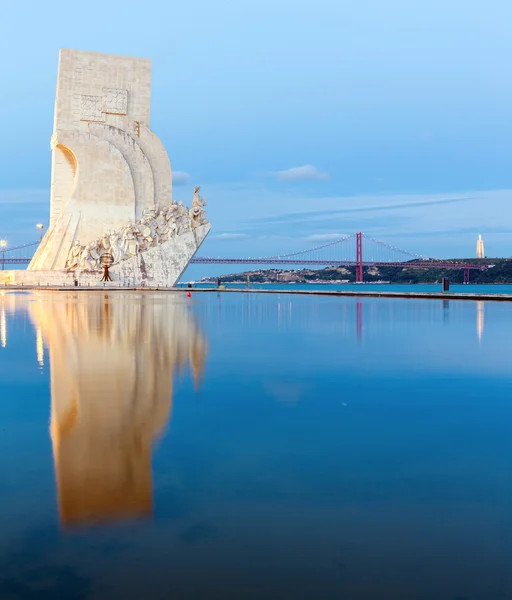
left=0, top=224, right=210, bottom=288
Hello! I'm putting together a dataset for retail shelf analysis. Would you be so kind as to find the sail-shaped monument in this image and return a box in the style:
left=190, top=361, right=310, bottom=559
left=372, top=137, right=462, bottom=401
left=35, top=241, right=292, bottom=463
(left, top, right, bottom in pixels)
left=1, top=49, right=210, bottom=286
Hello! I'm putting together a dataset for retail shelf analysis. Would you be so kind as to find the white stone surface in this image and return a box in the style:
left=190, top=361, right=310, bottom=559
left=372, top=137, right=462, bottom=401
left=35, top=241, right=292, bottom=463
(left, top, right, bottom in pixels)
left=23, top=48, right=209, bottom=286
left=111, top=223, right=210, bottom=286
left=29, top=49, right=178, bottom=273
left=0, top=223, right=210, bottom=288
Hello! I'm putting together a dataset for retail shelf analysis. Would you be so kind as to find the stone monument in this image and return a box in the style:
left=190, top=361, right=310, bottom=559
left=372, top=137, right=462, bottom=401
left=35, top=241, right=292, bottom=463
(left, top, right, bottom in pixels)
left=3, top=49, right=210, bottom=287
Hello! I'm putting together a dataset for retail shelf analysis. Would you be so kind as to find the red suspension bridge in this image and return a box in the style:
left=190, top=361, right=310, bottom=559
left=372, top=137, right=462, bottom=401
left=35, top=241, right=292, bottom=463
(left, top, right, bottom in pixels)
left=2, top=232, right=488, bottom=283
left=191, top=232, right=487, bottom=283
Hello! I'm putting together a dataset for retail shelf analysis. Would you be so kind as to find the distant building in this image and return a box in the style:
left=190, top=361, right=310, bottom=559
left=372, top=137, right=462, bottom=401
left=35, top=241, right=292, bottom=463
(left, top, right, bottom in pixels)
left=476, top=234, right=485, bottom=259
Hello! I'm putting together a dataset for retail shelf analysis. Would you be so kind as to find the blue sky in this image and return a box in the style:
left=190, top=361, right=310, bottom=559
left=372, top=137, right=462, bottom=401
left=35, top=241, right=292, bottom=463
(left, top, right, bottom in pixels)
left=1, top=0, right=512, bottom=277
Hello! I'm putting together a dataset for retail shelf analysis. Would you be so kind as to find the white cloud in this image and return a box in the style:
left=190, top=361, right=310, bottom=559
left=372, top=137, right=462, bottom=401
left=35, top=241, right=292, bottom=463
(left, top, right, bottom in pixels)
left=172, top=171, right=191, bottom=186
left=274, top=165, right=329, bottom=182
left=306, top=233, right=345, bottom=243
left=214, top=233, right=249, bottom=240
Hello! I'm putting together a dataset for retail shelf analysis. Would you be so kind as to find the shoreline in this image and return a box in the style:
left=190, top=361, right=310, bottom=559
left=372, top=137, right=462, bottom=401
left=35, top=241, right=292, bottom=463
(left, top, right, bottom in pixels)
left=3, top=285, right=512, bottom=302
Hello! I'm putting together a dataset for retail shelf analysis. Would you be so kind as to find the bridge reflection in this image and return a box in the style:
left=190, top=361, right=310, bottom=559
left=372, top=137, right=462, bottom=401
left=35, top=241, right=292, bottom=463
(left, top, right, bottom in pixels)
left=28, top=292, right=208, bottom=528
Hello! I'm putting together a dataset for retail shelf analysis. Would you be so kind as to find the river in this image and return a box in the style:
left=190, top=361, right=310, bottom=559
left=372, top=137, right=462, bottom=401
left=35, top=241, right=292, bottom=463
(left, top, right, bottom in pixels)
left=0, top=290, right=511, bottom=599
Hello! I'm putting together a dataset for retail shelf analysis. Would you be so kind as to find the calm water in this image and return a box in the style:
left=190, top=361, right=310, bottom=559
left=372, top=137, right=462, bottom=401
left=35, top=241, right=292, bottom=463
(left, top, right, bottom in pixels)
left=185, top=282, right=512, bottom=295
left=1, top=290, right=512, bottom=600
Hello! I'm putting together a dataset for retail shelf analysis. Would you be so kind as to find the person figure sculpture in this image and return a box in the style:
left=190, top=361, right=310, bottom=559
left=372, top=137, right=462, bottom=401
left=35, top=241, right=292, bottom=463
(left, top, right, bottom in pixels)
left=60, top=185, right=209, bottom=276
left=79, top=240, right=101, bottom=271
left=142, top=207, right=157, bottom=221
left=65, top=241, right=83, bottom=271
left=147, top=217, right=160, bottom=246
left=139, top=218, right=158, bottom=248
left=165, top=205, right=178, bottom=238
left=155, top=210, right=169, bottom=242
left=190, top=186, right=208, bottom=228
left=109, top=230, right=125, bottom=264
left=177, top=202, right=191, bottom=235
left=121, top=224, right=138, bottom=257
left=133, top=224, right=146, bottom=252
left=98, top=234, right=111, bottom=258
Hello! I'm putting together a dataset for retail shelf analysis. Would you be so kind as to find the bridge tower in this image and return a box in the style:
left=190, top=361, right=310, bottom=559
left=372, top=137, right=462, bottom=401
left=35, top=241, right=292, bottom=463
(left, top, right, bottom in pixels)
left=356, top=232, right=363, bottom=283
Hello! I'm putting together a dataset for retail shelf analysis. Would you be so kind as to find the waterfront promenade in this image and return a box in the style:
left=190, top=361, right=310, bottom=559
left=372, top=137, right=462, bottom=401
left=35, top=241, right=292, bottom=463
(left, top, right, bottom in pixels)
left=3, top=284, right=512, bottom=302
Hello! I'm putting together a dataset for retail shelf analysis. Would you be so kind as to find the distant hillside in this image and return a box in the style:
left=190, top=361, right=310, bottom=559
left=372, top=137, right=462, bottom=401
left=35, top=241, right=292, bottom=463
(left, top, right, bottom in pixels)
left=203, top=259, right=512, bottom=285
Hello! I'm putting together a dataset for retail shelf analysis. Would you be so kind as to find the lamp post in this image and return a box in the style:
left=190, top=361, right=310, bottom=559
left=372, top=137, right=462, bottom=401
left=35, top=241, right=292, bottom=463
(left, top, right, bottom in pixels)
left=0, top=240, right=6, bottom=271
left=36, top=224, right=44, bottom=242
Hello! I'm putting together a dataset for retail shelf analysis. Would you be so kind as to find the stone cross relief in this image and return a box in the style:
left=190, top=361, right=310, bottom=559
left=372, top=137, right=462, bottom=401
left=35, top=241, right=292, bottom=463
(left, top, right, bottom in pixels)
left=65, top=187, right=208, bottom=272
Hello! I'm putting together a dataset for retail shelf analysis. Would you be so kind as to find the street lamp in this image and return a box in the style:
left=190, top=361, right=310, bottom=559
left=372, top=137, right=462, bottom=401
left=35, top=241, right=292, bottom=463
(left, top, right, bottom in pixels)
left=0, top=240, right=6, bottom=271
left=36, top=224, right=44, bottom=242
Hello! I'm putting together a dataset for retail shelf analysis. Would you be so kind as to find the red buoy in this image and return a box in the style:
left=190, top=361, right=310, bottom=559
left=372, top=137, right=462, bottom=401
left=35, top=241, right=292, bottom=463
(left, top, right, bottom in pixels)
left=187, top=292, right=191, bottom=298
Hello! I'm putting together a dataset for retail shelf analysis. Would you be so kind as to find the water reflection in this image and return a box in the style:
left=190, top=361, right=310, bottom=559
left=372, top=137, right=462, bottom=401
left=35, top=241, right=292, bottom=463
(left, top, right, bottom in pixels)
left=442, top=299, right=450, bottom=322
left=1, top=291, right=26, bottom=348
left=28, top=292, right=207, bottom=528
left=356, top=301, right=363, bottom=340
left=476, top=300, right=484, bottom=342
left=0, top=291, right=10, bottom=348
left=0, top=301, right=5, bottom=348
left=36, top=325, right=44, bottom=366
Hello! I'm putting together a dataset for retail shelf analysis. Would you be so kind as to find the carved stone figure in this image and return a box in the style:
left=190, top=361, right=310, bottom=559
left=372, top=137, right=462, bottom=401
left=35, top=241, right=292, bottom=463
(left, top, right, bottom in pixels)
left=79, top=240, right=101, bottom=271
left=121, top=225, right=138, bottom=257
left=155, top=210, right=169, bottom=241
left=165, top=206, right=178, bottom=238
left=176, top=202, right=191, bottom=235
left=133, top=225, right=146, bottom=252
left=63, top=187, right=209, bottom=272
left=140, top=217, right=159, bottom=247
left=65, top=241, right=82, bottom=271
left=190, top=186, right=207, bottom=228
left=166, top=203, right=177, bottom=224
left=155, top=210, right=167, bottom=229
left=78, top=245, right=89, bottom=271
left=109, top=231, right=126, bottom=264
left=142, top=207, right=157, bottom=221
left=99, top=234, right=111, bottom=257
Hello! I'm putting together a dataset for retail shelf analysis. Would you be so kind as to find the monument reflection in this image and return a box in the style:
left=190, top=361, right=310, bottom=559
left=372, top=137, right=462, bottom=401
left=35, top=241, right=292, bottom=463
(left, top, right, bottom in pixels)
left=29, top=292, right=207, bottom=528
